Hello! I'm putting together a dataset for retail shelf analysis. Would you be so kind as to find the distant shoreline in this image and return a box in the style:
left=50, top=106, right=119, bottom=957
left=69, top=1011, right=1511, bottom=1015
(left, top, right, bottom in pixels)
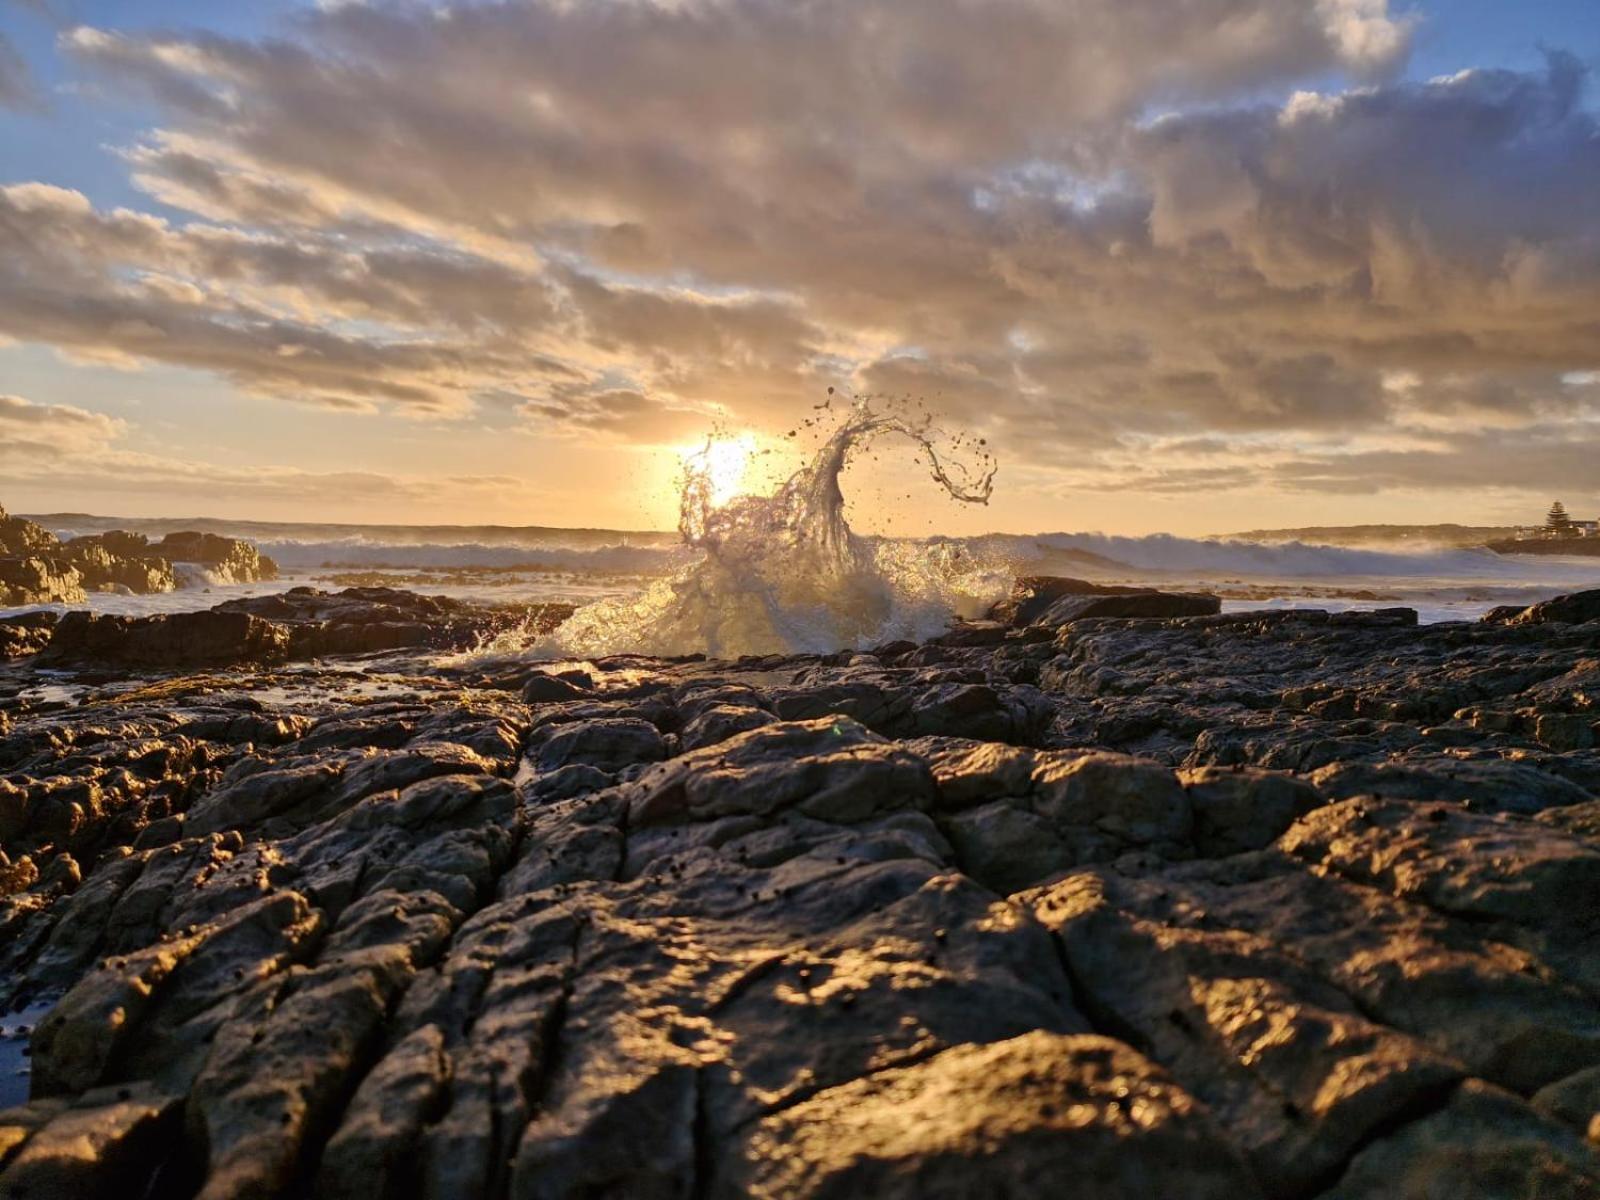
left=1485, top=538, right=1600, bottom=557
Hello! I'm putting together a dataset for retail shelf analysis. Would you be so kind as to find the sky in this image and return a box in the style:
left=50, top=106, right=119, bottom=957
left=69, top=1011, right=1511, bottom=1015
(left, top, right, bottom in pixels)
left=0, top=0, right=1597, bottom=536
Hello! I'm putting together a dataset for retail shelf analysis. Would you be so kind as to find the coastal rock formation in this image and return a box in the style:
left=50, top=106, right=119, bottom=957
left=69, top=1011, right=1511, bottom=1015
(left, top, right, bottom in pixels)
left=217, top=586, right=575, bottom=658
left=0, top=506, right=58, bottom=558
left=26, top=587, right=571, bottom=666
left=2, top=580, right=1600, bottom=1197
left=154, top=532, right=279, bottom=586
left=1487, top=590, right=1600, bottom=627
left=990, top=575, right=1222, bottom=627
left=42, top=609, right=294, bottom=668
left=0, top=557, right=86, bottom=608
left=0, top=614, right=56, bottom=661
left=60, top=535, right=178, bottom=595
left=0, top=503, right=278, bottom=606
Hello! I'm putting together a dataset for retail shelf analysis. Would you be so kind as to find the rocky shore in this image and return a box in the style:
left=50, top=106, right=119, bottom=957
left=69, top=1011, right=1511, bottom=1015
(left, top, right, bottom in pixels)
left=1, top=577, right=1598, bottom=1198
left=0, top=505, right=277, bottom=606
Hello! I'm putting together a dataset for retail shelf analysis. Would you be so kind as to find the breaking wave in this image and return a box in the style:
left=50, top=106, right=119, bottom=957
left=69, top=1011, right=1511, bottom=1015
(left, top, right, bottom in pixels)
left=550, top=396, right=999, bottom=658
left=1014, top=532, right=1596, bottom=581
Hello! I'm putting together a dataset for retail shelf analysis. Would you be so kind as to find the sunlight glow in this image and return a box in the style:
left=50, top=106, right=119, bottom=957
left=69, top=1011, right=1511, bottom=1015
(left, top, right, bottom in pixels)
left=688, top=433, right=759, bottom=508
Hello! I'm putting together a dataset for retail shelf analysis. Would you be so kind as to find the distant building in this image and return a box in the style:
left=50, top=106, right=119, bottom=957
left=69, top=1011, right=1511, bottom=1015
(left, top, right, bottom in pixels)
left=1513, top=503, right=1599, bottom=540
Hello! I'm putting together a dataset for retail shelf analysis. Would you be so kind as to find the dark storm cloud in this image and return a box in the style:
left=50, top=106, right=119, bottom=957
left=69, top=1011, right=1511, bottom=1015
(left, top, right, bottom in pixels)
left=3, top=0, right=1593, bottom=502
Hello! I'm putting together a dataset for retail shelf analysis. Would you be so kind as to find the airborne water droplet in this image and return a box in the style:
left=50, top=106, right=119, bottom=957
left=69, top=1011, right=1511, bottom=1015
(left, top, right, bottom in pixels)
left=548, top=396, right=999, bottom=658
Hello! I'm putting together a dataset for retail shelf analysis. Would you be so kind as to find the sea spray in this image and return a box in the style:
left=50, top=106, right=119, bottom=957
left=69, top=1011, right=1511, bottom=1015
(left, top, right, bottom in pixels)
left=549, top=395, right=999, bottom=658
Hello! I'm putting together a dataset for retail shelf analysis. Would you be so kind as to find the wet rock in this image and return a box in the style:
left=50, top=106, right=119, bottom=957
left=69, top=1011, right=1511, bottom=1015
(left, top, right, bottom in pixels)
left=991, top=575, right=1222, bottom=628
left=0, top=1083, right=181, bottom=1199
left=1029, top=866, right=1466, bottom=1193
left=529, top=716, right=667, bottom=775
left=218, top=586, right=572, bottom=657
left=1178, top=766, right=1325, bottom=856
left=1325, top=1080, right=1600, bottom=1199
left=0, top=612, right=56, bottom=660
left=522, top=673, right=592, bottom=703
left=60, top=536, right=177, bottom=595
left=1309, top=757, right=1593, bottom=815
left=928, top=619, right=1011, bottom=648
left=679, top=702, right=778, bottom=750
left=42, top=610, right=292, bottom=667
left=1035, top=589, right=1222, bottom=627
left=1538, top=713, right=1598, bottom=752
left=1534, top=1067, right=1600, bottom=1142
left=155, top=531, right=279, bottom=584
left=989, top=576, right=1167, bottom=626
left=1489, top=588, right=1600, bottom=627
left=724, top=1032, right=1261, bottom=1200
left=0, top=556, right=85, bottom=606
left=6, top=588, right=1600, bottom=1197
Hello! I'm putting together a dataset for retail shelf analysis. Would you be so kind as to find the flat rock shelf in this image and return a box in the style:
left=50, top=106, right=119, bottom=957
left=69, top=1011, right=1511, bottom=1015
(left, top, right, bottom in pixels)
left=1, top=579, right=1599, bottom=1199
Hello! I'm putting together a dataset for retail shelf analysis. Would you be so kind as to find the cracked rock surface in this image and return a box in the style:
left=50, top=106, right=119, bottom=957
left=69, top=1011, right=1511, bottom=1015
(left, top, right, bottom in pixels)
left=2, top=587, right=1600, bottom=1198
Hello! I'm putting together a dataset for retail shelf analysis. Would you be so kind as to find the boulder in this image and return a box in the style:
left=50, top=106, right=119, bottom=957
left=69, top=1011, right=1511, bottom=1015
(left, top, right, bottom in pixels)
left=1537, top=713, right=1597, bottom=752
left=0, top=556, right=85, bottom=606
left=725, top=1033, right=1260, bottom=1199
left=1325, top=1080, right=1600, bottom=1199
left=1177, top=765, right=1326, bottom=856
left=522, top=673, right=592, bottom=704
left=41, top=610, right=292, bottom=667
left=154, top=531, right=279, bottom=583
left=988, top=574, right=1221, bottom=628
left=0, top=504, right=59, bottom=556
left=218, top=586, right=572, bottom=656
left=1487, top=588, right=1600, bottom=626
left=989, top=576, right=1148, bottom=625
left=528, top=716, right=668, bottom=776
left=60, top=537, right=177, bottom=595
left=0, top=610, right=58, bottom=658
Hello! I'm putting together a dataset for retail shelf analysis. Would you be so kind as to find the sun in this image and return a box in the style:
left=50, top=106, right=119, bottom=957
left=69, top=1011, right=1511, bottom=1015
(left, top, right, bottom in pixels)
left=687, top=433, right=758, bottom=507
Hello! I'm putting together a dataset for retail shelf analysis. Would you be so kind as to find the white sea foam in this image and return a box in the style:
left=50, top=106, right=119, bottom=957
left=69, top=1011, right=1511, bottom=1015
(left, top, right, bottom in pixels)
left=1018, top=532, right=1588, bottom=580
left=14, top=433, right=1600, bottom=637
left=547, top=396, right=1000, bottom=658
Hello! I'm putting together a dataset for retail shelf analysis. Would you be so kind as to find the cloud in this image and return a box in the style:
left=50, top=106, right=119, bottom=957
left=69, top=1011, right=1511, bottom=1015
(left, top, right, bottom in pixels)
left=0, top=0, right=1589, bottom=513
left=0, top=393, right=124, bottom=458
left=0, top=391, right=553, bottom=512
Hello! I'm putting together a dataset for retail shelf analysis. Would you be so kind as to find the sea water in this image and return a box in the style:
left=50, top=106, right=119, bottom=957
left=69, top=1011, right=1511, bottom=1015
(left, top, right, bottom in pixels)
left=11, top=400, right=1600, bottom=646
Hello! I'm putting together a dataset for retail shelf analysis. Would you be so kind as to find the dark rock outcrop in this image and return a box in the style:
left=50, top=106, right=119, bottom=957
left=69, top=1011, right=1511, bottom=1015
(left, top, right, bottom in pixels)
left=991, top=575, right=1221, bottom=628
left=1, top=503, right=278, bottom=604
left=218, top=586, right=574, bottom=657
left=0, top=612, right=57, bottom=660
left=0, top=556, right=84, bottom=607
left=1488, top=589, right=1600, bottom=627
left=154, top=531, right=279, bottom=584
left=41, top=610, right=293, bottom=667
left=13, top=586, right=574, bottom=666
left=59, top=535, right=177, bottom=595
left=3, top=591, right=1600, bottom=1198
left=0, top=506, right=58, bottom=557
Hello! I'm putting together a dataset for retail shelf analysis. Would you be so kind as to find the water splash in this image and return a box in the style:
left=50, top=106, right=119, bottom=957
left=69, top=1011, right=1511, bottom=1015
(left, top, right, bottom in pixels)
left=549, top=394, right=998, bottom=658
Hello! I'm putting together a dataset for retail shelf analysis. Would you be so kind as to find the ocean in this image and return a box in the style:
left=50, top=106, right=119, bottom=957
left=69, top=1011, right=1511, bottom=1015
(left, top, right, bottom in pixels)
left=11, top=514, right=1600, bottom=632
